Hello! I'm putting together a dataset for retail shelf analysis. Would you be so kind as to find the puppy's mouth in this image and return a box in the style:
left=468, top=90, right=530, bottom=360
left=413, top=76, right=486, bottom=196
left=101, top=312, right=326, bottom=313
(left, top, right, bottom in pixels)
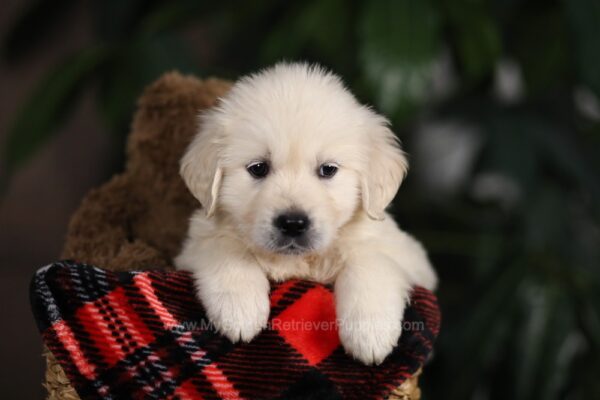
left=269, top=236, right=314, bottom=255
left=276, top=242, right=311, bottom=255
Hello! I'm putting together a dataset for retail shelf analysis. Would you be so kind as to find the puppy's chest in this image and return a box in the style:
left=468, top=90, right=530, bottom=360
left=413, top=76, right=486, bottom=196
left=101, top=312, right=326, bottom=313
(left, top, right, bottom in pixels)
left=257, top=250, right=344, bottom=284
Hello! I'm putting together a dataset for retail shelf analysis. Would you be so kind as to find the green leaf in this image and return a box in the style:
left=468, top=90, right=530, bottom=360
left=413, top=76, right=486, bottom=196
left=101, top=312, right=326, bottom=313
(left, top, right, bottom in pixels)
left=512, top=7, right=568, bottom=94
left=564, top=0, right=600, bottom=97
left=358, top=0, right=441, bottom=120
left=3, top=46, right=108, bottom=177
left=91, top=0, right=148, bottom=40
left=444, top=260, right=525, bottom=399
left=138, top=1, right=209, bottom=35
left=96, top=35, right=197, bottom=134
left=529, top=119, right=600, bottom=206
left=260, top=0, right=354, bottom=70
left=481, top=112, right=539, bottom=194
left=441, top=0, right=502, bottom=83
left=535, top=293, right=580, bottom=400
left=523, top=185, right=565, bottom=252
left=513, top=282, right=576, bottom=400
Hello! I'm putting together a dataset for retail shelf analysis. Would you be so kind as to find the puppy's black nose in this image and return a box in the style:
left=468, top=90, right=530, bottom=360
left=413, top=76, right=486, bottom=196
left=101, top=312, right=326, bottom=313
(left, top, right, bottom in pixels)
left=274, top=212, right=310, bottom=237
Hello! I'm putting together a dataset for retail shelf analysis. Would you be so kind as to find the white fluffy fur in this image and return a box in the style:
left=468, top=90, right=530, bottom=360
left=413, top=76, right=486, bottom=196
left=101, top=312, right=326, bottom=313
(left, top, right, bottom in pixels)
left=175, top=63, right=437, bottom=365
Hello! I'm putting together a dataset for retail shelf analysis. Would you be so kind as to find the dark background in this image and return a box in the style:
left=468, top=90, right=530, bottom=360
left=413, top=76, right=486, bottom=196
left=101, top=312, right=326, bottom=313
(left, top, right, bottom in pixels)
left=1, top=0, right=599, bottom=399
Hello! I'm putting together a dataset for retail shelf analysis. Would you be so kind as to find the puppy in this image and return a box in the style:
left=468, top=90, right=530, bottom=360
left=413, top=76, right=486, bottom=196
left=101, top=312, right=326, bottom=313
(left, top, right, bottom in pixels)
left=175, top=63, right=437, bottom=365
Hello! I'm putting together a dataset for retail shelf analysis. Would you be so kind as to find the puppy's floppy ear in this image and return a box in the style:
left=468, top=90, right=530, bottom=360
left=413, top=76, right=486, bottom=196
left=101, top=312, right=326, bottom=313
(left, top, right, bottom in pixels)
left=361, top=124, right=408, bottom=220
left=180, top=114, right=223, bottom=217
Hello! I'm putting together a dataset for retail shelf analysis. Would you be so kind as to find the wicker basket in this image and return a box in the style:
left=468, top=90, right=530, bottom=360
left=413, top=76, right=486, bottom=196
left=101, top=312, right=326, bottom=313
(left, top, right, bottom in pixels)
left=42, top=72, right=424, bottom=399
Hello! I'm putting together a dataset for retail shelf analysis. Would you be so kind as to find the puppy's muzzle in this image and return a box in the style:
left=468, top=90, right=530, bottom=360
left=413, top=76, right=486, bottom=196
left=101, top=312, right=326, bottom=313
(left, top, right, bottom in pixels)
left=274, top=211, right=310, bottom=237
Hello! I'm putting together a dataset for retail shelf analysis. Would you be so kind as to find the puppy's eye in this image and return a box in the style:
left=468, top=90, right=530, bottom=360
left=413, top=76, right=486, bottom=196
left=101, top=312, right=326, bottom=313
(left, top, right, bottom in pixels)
left=318, top=163, right=338, bottom=178
left=247, top=161, right=270, bottom=179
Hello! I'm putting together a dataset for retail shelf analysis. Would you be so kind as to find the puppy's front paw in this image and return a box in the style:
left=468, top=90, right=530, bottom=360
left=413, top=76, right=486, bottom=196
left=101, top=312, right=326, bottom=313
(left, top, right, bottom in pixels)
left=204, top=289, right=270, bottom=343
left=338, top=308, right=402, bottom=365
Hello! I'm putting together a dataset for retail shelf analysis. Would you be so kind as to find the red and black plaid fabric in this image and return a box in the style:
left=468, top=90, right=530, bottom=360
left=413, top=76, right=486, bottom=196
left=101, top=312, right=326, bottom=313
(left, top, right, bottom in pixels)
left=31, top=261, right=440, bottom=400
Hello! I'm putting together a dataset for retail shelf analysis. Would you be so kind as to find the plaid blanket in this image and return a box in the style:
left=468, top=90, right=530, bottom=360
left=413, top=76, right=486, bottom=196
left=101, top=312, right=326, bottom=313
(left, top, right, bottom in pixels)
left=31, top=261, right=440, bottom=400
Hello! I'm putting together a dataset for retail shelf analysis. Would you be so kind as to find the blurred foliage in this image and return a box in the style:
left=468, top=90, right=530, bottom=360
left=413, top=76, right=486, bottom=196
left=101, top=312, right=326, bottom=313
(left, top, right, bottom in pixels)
left=2, top=0, right=600, bottom=398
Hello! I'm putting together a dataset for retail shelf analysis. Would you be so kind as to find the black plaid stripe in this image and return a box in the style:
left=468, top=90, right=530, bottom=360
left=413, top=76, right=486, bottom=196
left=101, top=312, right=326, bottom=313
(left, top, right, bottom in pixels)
left=217, top=330, right=310, bottom=398
left=146, top=270, right=206, bottom=326
left=30, top=264, right=62, bottom=331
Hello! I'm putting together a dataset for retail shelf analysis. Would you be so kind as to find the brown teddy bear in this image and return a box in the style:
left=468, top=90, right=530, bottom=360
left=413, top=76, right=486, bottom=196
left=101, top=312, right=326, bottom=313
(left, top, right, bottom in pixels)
left=61, top=73, right=231, bottom=272
left=44, top=72, right=421, bottom=400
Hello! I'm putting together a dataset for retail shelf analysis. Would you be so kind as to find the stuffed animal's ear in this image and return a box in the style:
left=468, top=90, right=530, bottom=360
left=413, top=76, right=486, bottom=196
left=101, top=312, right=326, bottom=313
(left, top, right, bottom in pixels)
left=180, top=115, right=223, bottom=217
left=361, top=125, right=408, bottom=220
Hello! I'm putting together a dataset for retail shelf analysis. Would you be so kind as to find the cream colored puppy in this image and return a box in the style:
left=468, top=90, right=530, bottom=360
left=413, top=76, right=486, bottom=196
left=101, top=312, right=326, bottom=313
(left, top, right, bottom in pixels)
left=175, top=63, right=437, bottom=365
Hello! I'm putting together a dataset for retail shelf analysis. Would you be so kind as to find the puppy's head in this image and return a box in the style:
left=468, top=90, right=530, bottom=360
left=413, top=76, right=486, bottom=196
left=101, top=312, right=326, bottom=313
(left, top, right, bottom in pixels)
left=181, top=63, right=407, bottom=255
